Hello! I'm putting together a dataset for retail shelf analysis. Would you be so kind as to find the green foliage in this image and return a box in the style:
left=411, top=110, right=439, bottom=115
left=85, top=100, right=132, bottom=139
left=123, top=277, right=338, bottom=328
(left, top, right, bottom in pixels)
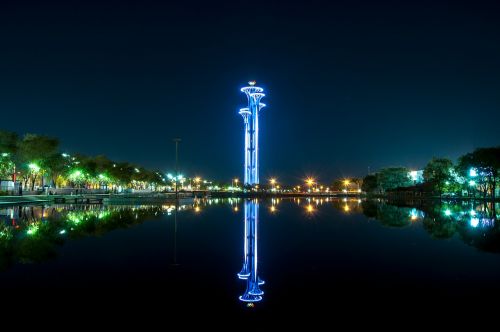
left=0, top=130, right=19, bottom=154
left=18, top=134, right=59, bottom=163
left=377, top=167, right=412, bottom=192
left=373, top=204, right=412, bottom=227
left=457, top=146, right=500, bottom=198
left=331, top=179, right=344, bottom=191
left=361, top=174, right=378, bottom=193
left=423, top=157, right=453, bottom=196
left=0, top=154, right=15, bottom=179
left=0, top=131, right=168, bottom=190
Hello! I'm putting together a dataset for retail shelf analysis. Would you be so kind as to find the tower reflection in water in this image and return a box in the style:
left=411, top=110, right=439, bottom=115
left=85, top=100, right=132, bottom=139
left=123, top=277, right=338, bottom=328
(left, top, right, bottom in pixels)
left=237, top=199, right=265, bottom=303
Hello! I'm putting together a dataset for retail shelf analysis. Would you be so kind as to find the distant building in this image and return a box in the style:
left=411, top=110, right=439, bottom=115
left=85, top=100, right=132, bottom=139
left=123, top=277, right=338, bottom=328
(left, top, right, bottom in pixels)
left=408, top=170, right=424, bottom=184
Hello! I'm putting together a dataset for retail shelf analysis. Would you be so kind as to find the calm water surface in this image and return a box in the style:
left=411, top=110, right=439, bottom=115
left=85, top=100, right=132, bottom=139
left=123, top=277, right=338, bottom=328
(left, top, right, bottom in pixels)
left=1, top=198, right=499, bottom=316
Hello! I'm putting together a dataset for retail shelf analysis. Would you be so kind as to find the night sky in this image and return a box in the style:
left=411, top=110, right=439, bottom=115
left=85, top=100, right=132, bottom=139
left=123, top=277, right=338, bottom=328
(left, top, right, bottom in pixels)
left=1, top=0, right=499, bottom=183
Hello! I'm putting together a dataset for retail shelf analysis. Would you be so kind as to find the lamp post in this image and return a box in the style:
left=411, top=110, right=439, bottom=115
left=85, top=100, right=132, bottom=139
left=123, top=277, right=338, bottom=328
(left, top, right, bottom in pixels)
left=343, top=179, right=350, bottom=194
left=306, top=178, right=315, bottom=192
left=173, top=138, right=181, bottom=199
left=194, top=177, right=201, bottom=190
left=270, top=178, right=276, bottom=192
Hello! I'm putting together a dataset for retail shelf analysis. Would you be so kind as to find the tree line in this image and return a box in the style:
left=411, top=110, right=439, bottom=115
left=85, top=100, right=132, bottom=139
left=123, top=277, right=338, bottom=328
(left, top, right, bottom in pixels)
left=0, top=130, right=166, bottom=191
left=361, top=146, right=500, bottom=200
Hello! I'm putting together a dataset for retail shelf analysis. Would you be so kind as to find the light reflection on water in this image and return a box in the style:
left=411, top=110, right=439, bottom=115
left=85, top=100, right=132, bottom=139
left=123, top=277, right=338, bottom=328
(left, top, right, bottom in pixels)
left=0, top=197, right=500, bottom=307
left=1, top=199, right=499, bottom=267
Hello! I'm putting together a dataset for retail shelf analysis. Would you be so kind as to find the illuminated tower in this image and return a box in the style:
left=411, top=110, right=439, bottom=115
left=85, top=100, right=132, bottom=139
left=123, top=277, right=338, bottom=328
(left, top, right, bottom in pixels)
left=238, top=199, right=265, bottom=303
left=239, top=81, right=266, bottom=186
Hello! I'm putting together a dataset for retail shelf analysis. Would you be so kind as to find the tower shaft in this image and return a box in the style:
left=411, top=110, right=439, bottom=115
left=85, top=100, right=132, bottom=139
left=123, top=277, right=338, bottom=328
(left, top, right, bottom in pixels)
left=239, top=83, right=265, bottom=186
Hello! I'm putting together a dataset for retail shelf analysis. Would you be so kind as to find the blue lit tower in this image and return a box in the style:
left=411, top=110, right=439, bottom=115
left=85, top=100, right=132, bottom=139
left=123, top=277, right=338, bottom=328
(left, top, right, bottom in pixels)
left=239, top=81, right=266, bottom=186
left=238, top=199, right=265, bottom=303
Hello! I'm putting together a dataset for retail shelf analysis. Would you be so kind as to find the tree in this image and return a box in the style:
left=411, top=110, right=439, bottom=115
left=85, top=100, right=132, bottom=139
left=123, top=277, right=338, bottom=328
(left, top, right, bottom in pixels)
left=457, top=147, right=500, bottom=201
left=17, top=134, right=59, bottom=163
left=377, top=167, right=412, bottom=192
left=44, top=154, right=69, bottom=188
left=17, top=134, right=59, bottom=190
left=0, top=131, right=19, bottom=181
left=361, top=174, right=378, bottom=193
left=423, top=157, right=453, bottom=198
left=110, top=162, right=135, bottom=187
left=0, top=154, right=15, bottom=180
left=0, top=131, right=19, bottom=154
left=331, top=179, right=344, bottom=191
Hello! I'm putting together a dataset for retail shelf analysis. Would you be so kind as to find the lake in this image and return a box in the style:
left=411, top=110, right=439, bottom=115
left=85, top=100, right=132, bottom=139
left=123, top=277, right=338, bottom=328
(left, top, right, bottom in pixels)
left=1, top=197, right=499, bottom=318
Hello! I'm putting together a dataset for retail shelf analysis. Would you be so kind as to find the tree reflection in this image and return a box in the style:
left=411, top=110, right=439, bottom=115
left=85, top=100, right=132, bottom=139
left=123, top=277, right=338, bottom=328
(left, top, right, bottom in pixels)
left=356, top=198, right=500, bottom=252
left=371, top=200, right=500, bottom=252
left=0, top=205, right=168, bottom=271
left=360, top=201, right=413, bottom=227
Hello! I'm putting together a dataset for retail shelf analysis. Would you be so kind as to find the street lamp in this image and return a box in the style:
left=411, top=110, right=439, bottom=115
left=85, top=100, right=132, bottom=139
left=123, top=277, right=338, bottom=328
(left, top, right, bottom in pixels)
left=306, top=178, right=315, bottom=192
left=343, top=179, right=350, bottom=193
left=194, top=177, right=201, bottom=190
left=270, top=178, right=277, bottom=192
left=173, top=138, right=181, bottom=198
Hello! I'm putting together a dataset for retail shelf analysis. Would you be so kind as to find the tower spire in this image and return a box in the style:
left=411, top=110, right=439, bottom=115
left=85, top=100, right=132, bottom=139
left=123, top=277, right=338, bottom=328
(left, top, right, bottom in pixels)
left=239, top=81, right=266, bottom=186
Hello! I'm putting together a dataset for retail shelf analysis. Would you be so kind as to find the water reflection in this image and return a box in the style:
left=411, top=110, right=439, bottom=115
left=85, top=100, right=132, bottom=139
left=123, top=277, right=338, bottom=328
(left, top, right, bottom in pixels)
left=237, top=199, right=265, bottom=303
left=1, top=198, right=500, bottom=288
left=0, top=204, right=185, bottom=270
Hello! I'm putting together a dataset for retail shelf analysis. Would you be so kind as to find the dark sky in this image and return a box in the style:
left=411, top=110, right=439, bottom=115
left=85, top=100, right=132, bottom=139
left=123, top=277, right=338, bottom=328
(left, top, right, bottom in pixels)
left=1, top=0, right=499, bottom=183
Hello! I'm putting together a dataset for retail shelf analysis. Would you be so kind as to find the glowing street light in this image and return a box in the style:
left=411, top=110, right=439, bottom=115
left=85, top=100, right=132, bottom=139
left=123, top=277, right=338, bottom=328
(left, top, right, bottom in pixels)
left=269, top=178, right=277, bottom=191
left=27, top=224, right=39, bottom=235
left=194, top=177, right=202, bottom=190
left=306, top=178, right=315, bottom=190
left=343, top=179, right=350, bottom=193
left=469, top=168, right=477, bottom=177
left=232, top=178, right=239, bottom=190
left=28, top=163, right=40, bottom=172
